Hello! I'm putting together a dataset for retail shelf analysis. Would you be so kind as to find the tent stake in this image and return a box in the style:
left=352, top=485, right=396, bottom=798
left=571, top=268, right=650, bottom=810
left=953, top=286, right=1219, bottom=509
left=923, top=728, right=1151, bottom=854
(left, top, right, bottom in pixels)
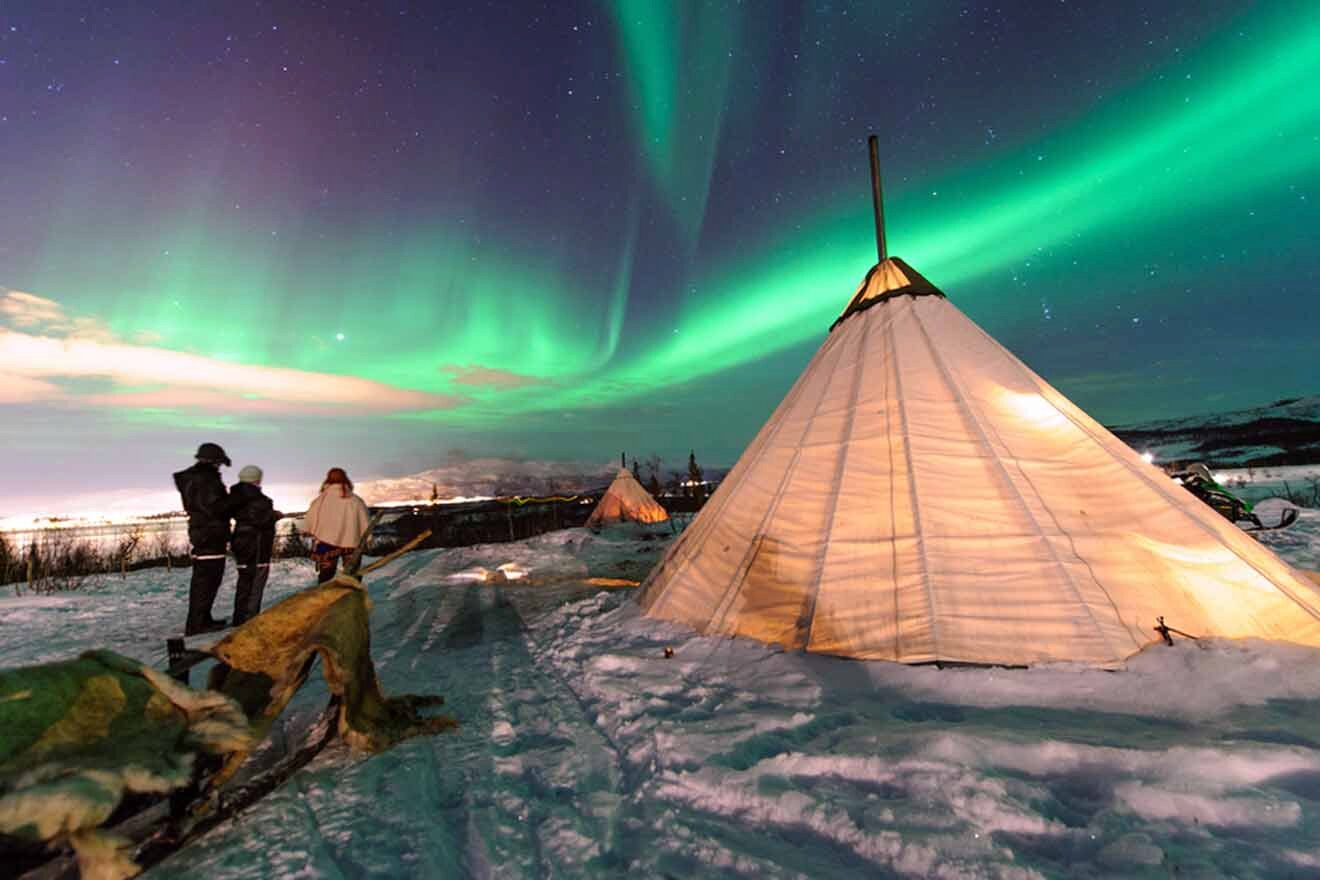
left=867, top=134, right=887, bottom=262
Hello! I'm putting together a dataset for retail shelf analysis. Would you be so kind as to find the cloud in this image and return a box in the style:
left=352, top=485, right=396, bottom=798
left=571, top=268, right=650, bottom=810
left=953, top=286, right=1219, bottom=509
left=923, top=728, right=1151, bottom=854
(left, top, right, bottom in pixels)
left=0, top=289, right=117, bottom=342
left=0, top=373, right=62, bottom=403
left=0, top=291, right=65, bottom=327
left=0, top=289, right=466, bottom=414
left=441, top=363, right=551, bottom=391
left=81, top=388, right=344, bottom=415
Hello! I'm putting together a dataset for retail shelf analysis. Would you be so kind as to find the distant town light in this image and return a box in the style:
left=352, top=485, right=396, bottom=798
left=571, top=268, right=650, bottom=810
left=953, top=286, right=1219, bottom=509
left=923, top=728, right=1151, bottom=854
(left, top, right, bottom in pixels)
left=1141, top=451, right=1155, bottom=464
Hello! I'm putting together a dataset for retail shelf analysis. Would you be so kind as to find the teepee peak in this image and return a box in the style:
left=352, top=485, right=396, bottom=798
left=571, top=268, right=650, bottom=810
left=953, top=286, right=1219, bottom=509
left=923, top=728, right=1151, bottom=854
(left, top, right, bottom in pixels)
left=833, top=257, right=945, bottom=329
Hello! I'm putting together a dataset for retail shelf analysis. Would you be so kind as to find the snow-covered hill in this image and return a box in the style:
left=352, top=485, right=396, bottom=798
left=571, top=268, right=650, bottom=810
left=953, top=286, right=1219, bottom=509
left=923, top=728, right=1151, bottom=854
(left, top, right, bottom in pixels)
left=1110, top=395, right=1320, bottom=467
left=5, top=515, right=1320, bottom=878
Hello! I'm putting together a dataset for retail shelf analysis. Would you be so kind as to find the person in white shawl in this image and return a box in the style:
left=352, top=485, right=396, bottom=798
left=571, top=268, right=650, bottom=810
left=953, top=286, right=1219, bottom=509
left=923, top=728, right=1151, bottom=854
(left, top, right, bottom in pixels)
left=303, top=467, right=370, bottom=583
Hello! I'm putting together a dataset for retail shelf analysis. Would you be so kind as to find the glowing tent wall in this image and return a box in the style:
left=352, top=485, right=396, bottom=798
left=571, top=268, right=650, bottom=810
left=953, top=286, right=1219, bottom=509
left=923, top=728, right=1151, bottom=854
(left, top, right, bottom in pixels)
left=638, top=258, right=1320, bottom=667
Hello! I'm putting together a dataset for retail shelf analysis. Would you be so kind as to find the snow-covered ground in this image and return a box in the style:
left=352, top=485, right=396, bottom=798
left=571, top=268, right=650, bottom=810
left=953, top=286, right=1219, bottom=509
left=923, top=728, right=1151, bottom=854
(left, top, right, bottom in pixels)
left=4, top=517, right=1320, bottom=878
left=1217, top=464, right=1320, bottom=506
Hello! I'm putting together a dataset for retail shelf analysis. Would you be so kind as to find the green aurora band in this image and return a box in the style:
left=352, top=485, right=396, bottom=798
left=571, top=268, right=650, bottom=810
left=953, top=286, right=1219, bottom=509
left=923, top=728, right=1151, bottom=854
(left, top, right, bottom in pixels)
left=12, top=0, right=1319, bottom=436
left=593, top=1, right=1320, bottom=403
left=607, top=0, right=737, bottom=246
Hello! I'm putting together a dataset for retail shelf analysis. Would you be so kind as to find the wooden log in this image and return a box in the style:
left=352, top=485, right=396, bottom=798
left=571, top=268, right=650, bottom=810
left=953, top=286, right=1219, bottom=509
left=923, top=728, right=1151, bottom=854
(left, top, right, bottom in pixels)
left=358, top=530, right=433, bottom=576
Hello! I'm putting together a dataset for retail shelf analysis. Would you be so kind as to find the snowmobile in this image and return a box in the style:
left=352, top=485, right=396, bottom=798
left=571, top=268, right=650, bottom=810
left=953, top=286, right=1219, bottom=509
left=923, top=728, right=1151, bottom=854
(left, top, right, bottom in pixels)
left=1170, top=463, right=1298, bottom=532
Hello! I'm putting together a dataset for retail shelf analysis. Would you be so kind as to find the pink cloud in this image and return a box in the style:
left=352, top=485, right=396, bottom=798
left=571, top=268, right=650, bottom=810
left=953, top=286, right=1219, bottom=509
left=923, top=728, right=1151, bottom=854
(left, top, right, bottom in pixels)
left=0, top=328, right=465, bottom=413
left=82, top=388, right=351, bottom=415
left=0, top=284, right=471, bottom=415
left=0, top=373, right=62, bottom=403
left=1, top=289, right=119, bottom=343
left=0, top=289, right=466, bottom=414
left=0, top=291, right=67, bottom=328
left=442, top=364, right=550, bottom=390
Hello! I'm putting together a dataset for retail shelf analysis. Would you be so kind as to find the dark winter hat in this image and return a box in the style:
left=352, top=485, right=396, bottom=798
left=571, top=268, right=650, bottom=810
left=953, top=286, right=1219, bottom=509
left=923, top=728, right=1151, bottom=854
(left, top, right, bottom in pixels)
left=195, top=442, right=232, bottom=466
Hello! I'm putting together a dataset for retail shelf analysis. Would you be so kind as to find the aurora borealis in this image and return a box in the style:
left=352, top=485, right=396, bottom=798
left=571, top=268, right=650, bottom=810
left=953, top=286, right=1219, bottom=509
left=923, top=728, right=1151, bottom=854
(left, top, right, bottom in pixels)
left=2, top=1, right=1317, bottom=516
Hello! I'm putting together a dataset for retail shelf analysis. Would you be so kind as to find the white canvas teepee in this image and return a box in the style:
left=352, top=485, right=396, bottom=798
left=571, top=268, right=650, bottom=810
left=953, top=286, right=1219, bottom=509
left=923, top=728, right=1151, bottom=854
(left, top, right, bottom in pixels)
left=638, top=256, right=1320, bottom=667
left=586, top=467, right=669, bottom=527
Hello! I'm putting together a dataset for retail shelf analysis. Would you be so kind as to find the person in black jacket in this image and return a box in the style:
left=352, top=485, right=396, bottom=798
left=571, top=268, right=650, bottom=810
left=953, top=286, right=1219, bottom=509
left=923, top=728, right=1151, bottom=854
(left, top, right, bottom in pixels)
left=229, top=465, right=282, bottom=625
left=173, top=442, right=237, bottom=635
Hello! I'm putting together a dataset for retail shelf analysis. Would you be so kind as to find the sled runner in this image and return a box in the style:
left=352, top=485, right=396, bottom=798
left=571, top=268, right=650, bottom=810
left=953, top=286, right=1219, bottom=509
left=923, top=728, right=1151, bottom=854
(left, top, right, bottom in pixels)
left=1240, top=496, right=1302, bottom=532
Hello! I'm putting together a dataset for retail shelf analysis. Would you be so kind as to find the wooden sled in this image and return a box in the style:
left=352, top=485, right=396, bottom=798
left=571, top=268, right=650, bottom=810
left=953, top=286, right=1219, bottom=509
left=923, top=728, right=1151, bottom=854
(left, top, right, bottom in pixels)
left=11, top=528, right=443, bottom=880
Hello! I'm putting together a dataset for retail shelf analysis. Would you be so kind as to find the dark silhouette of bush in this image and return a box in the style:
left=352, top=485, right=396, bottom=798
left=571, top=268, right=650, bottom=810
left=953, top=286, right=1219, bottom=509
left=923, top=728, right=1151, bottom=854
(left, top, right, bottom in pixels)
left=0, top=532, right=17, bottom=587
left=276, top=521, right=311, bottom=559
left=688, top=450, right=706, bottom=502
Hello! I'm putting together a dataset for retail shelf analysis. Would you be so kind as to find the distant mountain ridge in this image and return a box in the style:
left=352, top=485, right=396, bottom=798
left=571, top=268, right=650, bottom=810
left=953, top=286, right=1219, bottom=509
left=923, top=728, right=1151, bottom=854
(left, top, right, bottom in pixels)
left=355, top=396, right=1320, bottom=506
left=1109, top=395, right=1320, bottom=467
left=355, top=454, right=733, bottom=507
left=354, top=456, right=620, bottom=505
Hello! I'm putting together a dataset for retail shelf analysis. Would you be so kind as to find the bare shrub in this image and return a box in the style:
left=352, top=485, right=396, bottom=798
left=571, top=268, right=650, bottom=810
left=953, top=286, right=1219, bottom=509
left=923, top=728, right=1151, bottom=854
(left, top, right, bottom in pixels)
left=150, top=530, right=182, bottom=570
left=115, top=525, right=145, bottom=578
left=28, top=531, right=109, bottom=592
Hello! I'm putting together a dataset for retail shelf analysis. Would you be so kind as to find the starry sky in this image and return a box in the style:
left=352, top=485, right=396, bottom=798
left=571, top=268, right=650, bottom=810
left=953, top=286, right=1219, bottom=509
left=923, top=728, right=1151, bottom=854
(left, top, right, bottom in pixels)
left=1, top=0, right=1317, bottom=516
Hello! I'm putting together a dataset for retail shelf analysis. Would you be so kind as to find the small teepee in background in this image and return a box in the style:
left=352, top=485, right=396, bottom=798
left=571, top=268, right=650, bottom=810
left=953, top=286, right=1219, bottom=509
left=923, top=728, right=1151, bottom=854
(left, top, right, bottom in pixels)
left=587, top=459, right=669, bottom=528
left=636, top=137, right=1320, bottom=667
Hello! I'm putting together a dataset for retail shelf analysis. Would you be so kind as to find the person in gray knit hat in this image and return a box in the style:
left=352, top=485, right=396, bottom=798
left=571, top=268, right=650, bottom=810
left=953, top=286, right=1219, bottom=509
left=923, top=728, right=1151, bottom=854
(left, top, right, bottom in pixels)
left=228, top=465, right=283, bottom=625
